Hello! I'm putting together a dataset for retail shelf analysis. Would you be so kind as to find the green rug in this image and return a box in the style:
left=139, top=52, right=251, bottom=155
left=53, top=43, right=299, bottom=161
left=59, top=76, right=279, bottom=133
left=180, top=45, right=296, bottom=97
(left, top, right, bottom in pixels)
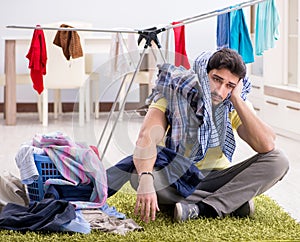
left=0, top=184, right=299, bottom=242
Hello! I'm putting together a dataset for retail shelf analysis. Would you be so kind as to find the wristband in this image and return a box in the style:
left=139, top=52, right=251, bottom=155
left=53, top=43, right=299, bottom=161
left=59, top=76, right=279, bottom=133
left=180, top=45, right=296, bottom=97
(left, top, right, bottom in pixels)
left=138, top=171, right=154, bottom=182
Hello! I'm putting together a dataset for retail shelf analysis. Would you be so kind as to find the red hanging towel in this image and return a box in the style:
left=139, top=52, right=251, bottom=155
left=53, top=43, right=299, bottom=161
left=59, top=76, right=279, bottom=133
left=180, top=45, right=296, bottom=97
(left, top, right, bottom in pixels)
left=26, top=26, right=47, bottom=94
left=172, top=22, right=190, bottom=69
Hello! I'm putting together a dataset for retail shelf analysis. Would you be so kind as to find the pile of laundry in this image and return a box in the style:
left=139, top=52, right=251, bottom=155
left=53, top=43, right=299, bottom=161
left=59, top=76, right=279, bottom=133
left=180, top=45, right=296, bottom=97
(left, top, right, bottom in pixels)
left=0, top=131, right=142, bottom=235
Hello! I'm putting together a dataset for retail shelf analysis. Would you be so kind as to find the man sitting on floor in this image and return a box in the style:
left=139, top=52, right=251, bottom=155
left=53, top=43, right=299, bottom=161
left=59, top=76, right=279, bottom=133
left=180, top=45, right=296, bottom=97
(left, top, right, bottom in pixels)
left=106, top=48, right=289, bottom=223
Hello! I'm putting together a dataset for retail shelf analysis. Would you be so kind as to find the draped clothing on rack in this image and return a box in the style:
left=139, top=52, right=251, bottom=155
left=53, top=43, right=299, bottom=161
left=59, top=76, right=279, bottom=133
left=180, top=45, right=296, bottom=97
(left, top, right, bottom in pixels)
left=107, top=32, right=139, bottom=81
left=53, top=24, right=83, bottom=60
left=172, top=22, right=190, bottom=69
left=255, top=0, right=280, bottom=56
left=26, top=26, right=47, bottom=94
left=229, top=9, right=254, bottom=63
left=217, top=8, right=254, bottom=64
left=217, top=10, right=230, bottom=49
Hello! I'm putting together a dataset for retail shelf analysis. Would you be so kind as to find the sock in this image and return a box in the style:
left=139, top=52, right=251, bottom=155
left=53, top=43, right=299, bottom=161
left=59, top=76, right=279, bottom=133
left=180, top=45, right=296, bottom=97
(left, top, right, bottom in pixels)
left=196, top=201, right=218, bottom=218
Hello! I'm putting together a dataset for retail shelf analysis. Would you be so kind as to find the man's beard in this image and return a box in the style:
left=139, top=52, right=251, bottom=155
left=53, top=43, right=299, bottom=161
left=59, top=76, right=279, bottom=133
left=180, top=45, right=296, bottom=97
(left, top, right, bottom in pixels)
left=211, top=92, right=223, bottom=108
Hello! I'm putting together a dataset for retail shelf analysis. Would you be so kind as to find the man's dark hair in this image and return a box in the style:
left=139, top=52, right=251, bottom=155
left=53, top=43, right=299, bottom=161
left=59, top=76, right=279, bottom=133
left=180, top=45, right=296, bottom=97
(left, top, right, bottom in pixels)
left=206, top=48, right=246, bottom=79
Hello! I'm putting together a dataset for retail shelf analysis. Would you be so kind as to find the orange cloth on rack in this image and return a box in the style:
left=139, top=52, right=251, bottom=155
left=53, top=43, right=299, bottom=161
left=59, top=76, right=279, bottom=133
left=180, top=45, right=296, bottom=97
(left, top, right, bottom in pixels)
left=172, top=21, right=190, bottom=69
left=26, top=26, right=47, bottom=94
left=53, top=24, right=83, bottom=60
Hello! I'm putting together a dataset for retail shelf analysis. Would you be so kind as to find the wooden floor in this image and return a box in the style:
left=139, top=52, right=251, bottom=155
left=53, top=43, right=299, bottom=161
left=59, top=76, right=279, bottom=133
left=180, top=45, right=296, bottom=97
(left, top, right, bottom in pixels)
left=0, top=111, right=299, bottom=222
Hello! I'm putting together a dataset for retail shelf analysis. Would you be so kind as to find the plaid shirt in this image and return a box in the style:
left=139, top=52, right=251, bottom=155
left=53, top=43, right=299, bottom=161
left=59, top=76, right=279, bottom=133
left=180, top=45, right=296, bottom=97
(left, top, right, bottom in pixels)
left=148, top=51, right=251, bottom=162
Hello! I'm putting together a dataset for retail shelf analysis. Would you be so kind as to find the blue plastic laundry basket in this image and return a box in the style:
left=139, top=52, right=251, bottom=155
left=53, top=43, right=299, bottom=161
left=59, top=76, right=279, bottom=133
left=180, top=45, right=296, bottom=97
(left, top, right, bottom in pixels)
left=27, top=154, right=63, bottom=202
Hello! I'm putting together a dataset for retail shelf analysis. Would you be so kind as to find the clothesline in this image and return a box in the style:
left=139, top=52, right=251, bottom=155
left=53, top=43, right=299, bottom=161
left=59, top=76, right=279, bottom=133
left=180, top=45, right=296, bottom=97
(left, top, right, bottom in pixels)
left=168, top=0, right=266, bottom=30
left=6, top=0, right=267, bottom=34
left=6, top=25, right=138, bottom=34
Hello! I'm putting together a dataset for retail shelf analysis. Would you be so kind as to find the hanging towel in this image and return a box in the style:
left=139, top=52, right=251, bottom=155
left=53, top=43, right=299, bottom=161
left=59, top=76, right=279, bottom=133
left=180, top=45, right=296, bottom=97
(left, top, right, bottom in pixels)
left=255, top=0, right=280, bottom=56
left=107, top=32, right=132, bottom=80
left=126, top=33, right=140, bottom=68
left=53, top=24, right=83, bottom=60
left=26, top=25, right=47, bottom=94
left=216, top=11, right=231, bottom=49
left=160, top=28, right=174, bottom=63
left=172, top=22, right=190, bottom=69
left=229, top=9, right=254, bottom=64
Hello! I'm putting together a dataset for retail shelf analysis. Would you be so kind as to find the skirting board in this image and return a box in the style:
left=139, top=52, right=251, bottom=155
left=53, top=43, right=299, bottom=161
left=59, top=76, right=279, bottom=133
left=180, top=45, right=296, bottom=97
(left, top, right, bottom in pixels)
left=0, top=102, right=143, bottom=113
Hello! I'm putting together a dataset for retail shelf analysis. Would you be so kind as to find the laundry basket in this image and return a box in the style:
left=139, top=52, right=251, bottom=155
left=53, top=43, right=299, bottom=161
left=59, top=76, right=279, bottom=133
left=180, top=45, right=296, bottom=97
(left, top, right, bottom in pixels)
left=27, top=154, right=63, bottom=202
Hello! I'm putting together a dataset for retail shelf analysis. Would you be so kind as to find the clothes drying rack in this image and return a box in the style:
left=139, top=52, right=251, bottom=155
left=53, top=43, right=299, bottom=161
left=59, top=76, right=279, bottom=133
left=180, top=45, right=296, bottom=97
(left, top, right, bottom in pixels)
left=7, top=0, right=267, bottom=160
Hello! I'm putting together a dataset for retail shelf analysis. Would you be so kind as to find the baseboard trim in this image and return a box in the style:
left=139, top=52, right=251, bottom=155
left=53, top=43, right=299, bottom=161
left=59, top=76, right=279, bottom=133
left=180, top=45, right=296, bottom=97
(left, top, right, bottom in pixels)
left=0, top=102, right=144, bottom=113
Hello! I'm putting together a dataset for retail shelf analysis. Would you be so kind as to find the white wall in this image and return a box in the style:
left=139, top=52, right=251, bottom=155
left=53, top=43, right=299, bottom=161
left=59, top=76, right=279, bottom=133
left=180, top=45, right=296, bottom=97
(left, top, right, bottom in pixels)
left=0, top=0, right=250, bottom=103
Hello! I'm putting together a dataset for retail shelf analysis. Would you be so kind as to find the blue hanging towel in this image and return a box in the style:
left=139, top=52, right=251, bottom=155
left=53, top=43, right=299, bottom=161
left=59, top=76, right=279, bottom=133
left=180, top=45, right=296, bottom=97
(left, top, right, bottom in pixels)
left=217, top=11, right=231, bottom=49
left=255, top=0, right=280, bottom=56
left=229, top=9, right=254, bottom=64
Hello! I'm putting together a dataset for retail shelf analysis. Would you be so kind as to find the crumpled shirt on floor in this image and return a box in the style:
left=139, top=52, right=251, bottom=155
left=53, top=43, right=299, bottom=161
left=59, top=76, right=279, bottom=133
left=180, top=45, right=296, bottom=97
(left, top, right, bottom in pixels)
left=81, top=209, right=143, bottom=235
left=0, top=172, right=29, bottom=213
